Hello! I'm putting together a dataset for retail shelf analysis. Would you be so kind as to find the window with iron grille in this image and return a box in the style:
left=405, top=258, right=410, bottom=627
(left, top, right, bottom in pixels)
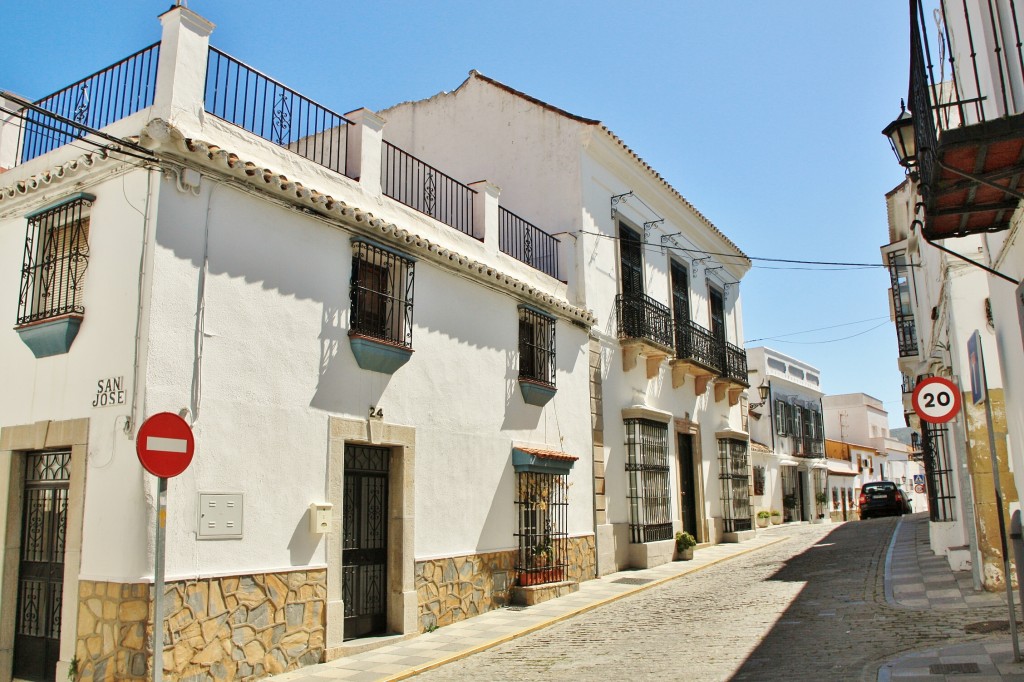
left=921, top=422, right=956, bottom=522
left=624, top=418, right=672, bottom=543
left=349, top=240, right=414, bottom=347
left=514, top=471, right=568, bottom=586
left=518, top=306, right=555, bottom=387
left=718, top=438, right=751, bottom=532
left=752, top=465, right=765, bottom=496
left=17, top=195, right=93, bottom=325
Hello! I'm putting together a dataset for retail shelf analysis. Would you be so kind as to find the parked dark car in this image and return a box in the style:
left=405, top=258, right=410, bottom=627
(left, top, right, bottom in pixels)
left=859, top=481, right=910, bottom=519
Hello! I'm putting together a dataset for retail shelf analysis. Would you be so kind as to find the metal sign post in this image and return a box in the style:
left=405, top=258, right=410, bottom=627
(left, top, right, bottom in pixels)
left=136, top=412, right=195, bottom=682
left=968, top=330, right=1020, bottom=662
left=153, top=477, right=167, bottom=682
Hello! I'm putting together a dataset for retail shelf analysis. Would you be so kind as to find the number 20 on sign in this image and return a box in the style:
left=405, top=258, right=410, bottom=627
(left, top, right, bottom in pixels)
left=912, top=376, right=962, bottom=424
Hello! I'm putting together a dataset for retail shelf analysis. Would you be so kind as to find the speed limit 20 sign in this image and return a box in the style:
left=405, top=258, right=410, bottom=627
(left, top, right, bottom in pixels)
left=912, top=377, right=962, bottom=424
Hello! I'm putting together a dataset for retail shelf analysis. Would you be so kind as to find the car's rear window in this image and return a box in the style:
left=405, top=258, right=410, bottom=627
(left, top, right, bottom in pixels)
left=863, top=483, right=896, bottom=492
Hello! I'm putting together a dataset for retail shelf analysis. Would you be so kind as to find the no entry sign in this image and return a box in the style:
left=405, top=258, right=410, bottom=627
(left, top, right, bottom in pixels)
left=912, top=377, right=962, bottom=424
left=136, top=412, right=195, bottom=478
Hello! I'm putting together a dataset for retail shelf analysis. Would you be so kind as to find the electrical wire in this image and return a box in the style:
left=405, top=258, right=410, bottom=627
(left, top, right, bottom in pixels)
left=577, top=230, right=904, bottom=269
left=759, top=320, right=891, bottom=345
left=747, top=316, right=891, bottom=343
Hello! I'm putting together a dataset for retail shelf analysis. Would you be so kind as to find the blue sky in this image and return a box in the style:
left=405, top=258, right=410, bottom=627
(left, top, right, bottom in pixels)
left=1, top=1, right=912, bottom=425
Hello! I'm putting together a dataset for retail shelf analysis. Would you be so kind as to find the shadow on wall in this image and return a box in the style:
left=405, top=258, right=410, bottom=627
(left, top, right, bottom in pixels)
left=288, top=507, right=322, bottom=566
left=310, top=301, right=389, bottom=413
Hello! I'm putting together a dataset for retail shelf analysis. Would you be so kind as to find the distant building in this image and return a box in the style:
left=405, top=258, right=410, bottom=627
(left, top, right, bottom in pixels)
left=822, top=393, right=926, bottom=521
left=745, top=347, right=827, bottom=524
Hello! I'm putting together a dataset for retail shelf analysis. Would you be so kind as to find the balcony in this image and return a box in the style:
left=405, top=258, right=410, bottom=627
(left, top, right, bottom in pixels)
left=903, top=0, right=1024, bottom=239
left=8, top=43, right=160, bottom=165
left=498, top=207, right=560, bottom=280
left=616, top=293, right=674, bottom=377
left=670, top=319, right=720, bottom=393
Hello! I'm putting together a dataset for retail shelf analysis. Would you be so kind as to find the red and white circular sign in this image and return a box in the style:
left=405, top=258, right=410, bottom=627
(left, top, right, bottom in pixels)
left=912, top=377, right=962, bottom=424
left=136, top=412, right=195, bottom=478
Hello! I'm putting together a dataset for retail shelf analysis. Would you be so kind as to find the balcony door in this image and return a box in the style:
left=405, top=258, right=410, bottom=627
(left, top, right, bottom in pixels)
left=709, top=285, right=725, bottom=343
left=619, top=225, right=644, bottom=298
left=671, top=261, right=689, bottom=349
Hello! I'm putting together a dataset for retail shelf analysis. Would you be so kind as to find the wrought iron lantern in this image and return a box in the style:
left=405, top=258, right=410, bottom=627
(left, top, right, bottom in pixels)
left=749, top=380, right=770, bottom=409
left=883, top=99, right=917, bottom=170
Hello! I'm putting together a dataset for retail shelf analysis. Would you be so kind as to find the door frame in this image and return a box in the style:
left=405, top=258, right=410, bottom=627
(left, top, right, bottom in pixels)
left=0, top=419, right=89, bottom=682
left=326, top=416, right=415, bottom=658
left=673, top=418, right=706, bottom=543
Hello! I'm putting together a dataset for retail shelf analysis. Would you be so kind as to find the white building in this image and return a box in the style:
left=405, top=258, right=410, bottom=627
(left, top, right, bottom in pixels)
left=745, top=347, right=827, bottom=524
left=379, top=71, right=753, bottom=575
left=881, top=0, right=1024, bottom=586
left=822, top=393, right=927, bottom=520
left=0, top=8, right=600, bottom=682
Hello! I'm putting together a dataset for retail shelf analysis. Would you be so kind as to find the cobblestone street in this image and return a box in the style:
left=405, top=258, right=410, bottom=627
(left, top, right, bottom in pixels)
left=413, top=519, right=1012, bottom=681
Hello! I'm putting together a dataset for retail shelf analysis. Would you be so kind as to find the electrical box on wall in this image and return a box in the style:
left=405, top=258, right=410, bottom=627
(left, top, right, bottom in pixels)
left=198, top=493, right=243, bottom=540
left=309, top=502, right=332, bottom=534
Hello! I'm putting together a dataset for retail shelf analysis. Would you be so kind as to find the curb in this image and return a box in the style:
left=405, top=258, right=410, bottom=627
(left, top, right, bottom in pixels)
left=385, top=535, right=791, bottom=680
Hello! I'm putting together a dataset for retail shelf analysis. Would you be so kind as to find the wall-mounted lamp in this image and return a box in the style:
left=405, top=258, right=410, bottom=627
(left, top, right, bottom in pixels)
left=749, top=381, right=770, bottom=409
left=882, top=99, right=917, bottom=173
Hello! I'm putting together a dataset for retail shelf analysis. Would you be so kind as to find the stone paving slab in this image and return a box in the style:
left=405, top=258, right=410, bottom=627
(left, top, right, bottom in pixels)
left=269, top=532, right=790, bottom=682
left=879, top=515, right=1024, bottom=680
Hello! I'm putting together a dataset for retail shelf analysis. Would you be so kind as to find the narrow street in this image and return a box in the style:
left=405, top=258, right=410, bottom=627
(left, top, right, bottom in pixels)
left=412, top=517, right=1011, bottom=681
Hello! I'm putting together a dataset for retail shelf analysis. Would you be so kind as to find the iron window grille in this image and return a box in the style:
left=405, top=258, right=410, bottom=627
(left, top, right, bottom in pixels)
left=518, top=306, right=556, bottom=387
left=812, top=468, right=826, bottom=518
left=887, top=250, right=918, bottom=357
left=349, top=241, right=414, bottom=348
left=514, top=472, right=569, bottom=586
left=718, top=438, right=751, bottom=532
left=624, top=418, right=673, bottom=543
left=18, top=196, right=93, bottom=326
left=921, top=422, right=956, bottom=522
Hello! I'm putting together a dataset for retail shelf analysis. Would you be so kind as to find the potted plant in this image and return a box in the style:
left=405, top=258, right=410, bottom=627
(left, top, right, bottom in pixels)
left=815, top=491, right=829, bottom=519
left=756, top=510, right=771, bottom=528
left=770, top=509, right=782, bottom=525
left=675, top=531, right=696, bottom=560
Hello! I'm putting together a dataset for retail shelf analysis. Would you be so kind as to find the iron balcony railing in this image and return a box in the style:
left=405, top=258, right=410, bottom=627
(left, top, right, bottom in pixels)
left=381, top=141, right=475, bottom=236
left=723, top=340, right=749, bottom=385
left=907, top=0, right=1024, bottom=200
left=674, top=318, right=721, bottom=372
left=498, top=207, right=560, bottom=279
left=205, top=47, right=350, bottom=176
left=616, top=293, right=674, bottom=350
left=896, top=319, right=918, bottom=357
left=18, top=43, right=160, bottom=164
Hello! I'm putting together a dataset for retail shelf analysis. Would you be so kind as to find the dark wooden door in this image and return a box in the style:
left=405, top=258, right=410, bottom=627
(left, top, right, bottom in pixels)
left=677, top=434, right=698, bottom=538
left=342, top=445, right=390, bottom=640
left=14, top=451, right=70, bottom=682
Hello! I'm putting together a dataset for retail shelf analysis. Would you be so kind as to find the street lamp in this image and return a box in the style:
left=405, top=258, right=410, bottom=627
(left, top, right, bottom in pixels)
left=883, top=99, right=917, bottom=171
left=749, top=381, right=770, bottom=409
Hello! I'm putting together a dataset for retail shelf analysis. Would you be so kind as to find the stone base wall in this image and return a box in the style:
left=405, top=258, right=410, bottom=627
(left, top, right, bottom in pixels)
left=75, top=569, right=326, bottom=681
left=415, top=535, right=595, bottom=631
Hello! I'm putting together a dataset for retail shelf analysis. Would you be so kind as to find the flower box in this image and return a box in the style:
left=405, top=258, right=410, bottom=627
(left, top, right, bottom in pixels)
left=519, top=567, right=564, bottom=586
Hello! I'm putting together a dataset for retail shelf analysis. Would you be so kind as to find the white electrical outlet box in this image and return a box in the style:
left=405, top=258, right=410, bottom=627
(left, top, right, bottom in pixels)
left=198, top=493, right=243, bottom=540
left=309, top=502, right=333, bottom=534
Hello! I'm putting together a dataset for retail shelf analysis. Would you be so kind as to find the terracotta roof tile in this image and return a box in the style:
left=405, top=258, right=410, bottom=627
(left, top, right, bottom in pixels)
left=515, top=447, right=579, bottom=463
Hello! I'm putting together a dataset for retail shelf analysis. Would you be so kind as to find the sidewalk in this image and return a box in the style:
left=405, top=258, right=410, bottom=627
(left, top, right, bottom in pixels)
left=879, top=513, right=1024, bottom=681
left=270, top=531, right=790, bottom=681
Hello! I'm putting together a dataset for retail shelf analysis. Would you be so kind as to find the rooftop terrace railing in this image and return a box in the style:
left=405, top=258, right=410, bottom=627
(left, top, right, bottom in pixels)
left=205, top=47, right=349, bottom=176
left=498, top=207, right=559, bottom=279
left=18, top=43, right=160, bottom=164
left=381, top=141, right=475, bottom=236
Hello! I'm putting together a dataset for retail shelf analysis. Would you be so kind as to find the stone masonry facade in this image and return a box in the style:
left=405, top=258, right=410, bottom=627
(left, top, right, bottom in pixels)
left=415, top=536, right=596, bottom=632
left=74, top=569, right=326, bottom=681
